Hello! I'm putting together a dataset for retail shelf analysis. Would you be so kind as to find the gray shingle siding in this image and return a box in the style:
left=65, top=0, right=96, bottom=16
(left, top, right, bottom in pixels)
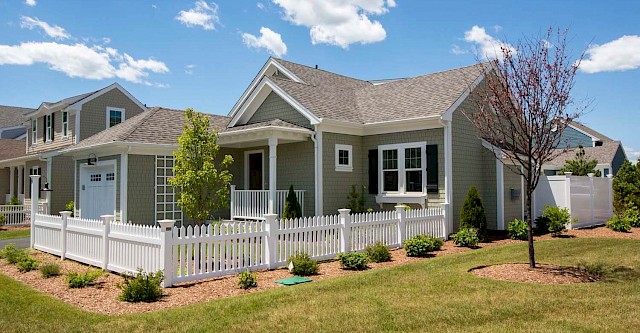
left=558, top=126, right=593, bottom=148
left=481, top=149, right=497, bottom=230
left=323, top=133, right=363, bottom=214
left=79, top=88, right=146, bottom=141
left=247, top=91, right=311, bottom=129
left=50, top=155, right=74, bottom=214
left=127, top=154, right=155, bottom=225
left=612, top=145, right=627, bottom=175
left=503, top=164, right=523, bottom=226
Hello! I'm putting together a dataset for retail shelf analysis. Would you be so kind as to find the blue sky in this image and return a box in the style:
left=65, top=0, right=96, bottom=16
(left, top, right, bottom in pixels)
left=0, top=0, right=638, bottom=160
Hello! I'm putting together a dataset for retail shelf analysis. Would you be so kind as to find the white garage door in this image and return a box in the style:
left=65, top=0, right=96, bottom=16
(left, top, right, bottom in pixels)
left=80, top=166, right=116, bottom=220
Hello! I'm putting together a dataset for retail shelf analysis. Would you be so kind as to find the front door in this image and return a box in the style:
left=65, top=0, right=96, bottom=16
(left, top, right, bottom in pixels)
left=248, top=152, right=263, bottom=190
left=80, top=165, right=116, bottom=220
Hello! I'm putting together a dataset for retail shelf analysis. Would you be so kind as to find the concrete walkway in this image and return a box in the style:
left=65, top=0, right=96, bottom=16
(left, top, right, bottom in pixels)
left=0, top=237, right=30, bottom=249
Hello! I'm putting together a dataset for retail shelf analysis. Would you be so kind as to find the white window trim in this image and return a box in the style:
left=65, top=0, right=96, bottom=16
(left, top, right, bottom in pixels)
left=45, top=114, right=53, bottom=142
left=106, top=107, right=125, bottom=128
left=334, top=144, right=353, bottom=172
left=378, top=142, right=427, bottom=196
left=31, top=119, right=37, bottom=145
left=62, top=111, right=69, bottom=138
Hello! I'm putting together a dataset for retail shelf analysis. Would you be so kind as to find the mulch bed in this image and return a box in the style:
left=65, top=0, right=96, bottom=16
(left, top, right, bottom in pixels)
left=0, top=226, right=30, bottom=231
left=470, top=263, right=602, bottom=284
left=0, top=226, right=638, bottom=314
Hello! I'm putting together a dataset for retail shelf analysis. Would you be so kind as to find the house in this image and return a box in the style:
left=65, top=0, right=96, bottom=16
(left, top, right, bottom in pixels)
left=543, top=121, right=627, bottom=176
left=55, top=58, right=529, bottom=233
left=0, top=83, right=147, bottom=211
left=0, top=105, right=34, bottom=139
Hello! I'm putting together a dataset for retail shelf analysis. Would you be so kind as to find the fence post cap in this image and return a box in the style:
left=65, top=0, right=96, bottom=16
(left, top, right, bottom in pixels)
left=338, top=208, right=351, bottom=215
left=263, top=213, right=277, bottom=218
left=587, top=173, right=595, bottom=178
left=29, top=174, right=40, bottom=180
left=564, top=172, right=572, bottom=176
left=99, top=214, right=114, bottom=224
left=394, top=205, right=407, bottom=211
left=59, top=211, right=72, bottom=217
left=157, top=219, right=176, bottom=227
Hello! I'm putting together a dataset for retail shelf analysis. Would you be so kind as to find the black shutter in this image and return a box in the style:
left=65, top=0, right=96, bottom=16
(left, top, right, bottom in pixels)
left=42, top=116, right=45, bottom=143
left=368, top=149, right=378, bottom=194
left=51, top=113, right=55, bottom=141
left=426, top=145, right=438, bottom=193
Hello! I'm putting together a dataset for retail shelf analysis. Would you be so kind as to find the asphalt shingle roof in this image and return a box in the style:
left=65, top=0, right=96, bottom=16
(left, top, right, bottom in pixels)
left=0, top=139, right=28, bottom=160
left=223, top=119, right=309, bottom=132
left=546, top=141, right=623, bottom=167
left=271, top=58, right=485, bottom=124
left=570, top=121, right=613, bottom=142
left=0, top=105, right=34, bottom=128
left=71, top=107, right=230, bottom=149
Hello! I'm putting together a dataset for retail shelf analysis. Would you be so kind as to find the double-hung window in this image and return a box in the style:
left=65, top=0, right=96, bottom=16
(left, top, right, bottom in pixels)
left=379, top=142, right=427, bottom=194
left=45, top=114, right=53, bottom=142
left=106, top=107, right=125, bottom=128
left=31, top=119, right=37, bottom=144
left=62, top=111, right=69, bottom=138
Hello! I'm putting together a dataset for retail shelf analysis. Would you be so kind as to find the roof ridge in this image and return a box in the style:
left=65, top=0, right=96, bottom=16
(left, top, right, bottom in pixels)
left=273, top=58, right=369, bottom=84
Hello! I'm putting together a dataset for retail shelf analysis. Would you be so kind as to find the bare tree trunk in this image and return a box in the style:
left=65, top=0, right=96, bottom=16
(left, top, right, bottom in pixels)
left=526, top=188, right=536, bottom=268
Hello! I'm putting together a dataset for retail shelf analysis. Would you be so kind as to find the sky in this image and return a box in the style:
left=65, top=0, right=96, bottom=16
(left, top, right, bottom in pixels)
left=0, top=0, right=639, bottom=161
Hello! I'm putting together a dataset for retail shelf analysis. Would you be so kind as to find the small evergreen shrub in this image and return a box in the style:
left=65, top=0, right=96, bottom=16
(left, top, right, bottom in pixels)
left=534, top=216, right=551, bottom=235
left=118, top=269, right=164, bottom=302
left=606, top=215, right=632, bottom=233
left=40, top=263, right=61, bottom=278
left=453, top=228, right=480, bottom=248
left=542, top=205, right=571, bottom=236
left=346, top=185, right=366, bottom=213
left=237, top=270, right=258, bottom=289
left=287, top=253, right=318, bottom=276
left=0, top=213, right=5, bottom=227
left=66, top=269, right=104, bottom=288
left=404, top=235, right=443, bottom=257
left=282, top=185, right=303, bottom=219
left=460, top=187, right=487, bottom=239
left=337, top=252, right=369, bottom=270
left=365, top=242, right=391, bottom=263
left=65, top=201, right=75, bottom=217
left=8, top=196, right=21, bottom=205
left=0, top=244, right=27, bottom=264
left=507, top=219, right=528, bottom=240
left=17, top=256, right=38, bottom=272
left=623, top=207, right=640, bottom=228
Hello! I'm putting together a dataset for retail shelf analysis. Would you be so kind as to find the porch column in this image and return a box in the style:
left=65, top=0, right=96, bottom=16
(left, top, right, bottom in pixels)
left=268, top=137, right=278, bottom=214
left=442, top=119, right=453, bottom=234
left=9, top=166, right=15, bottom=199
left=17, top=165, right=24, bottom=196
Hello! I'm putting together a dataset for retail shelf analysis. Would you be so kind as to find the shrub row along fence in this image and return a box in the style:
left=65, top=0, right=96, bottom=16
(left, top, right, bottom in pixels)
left=0, top=203, right=47, bottom=226
left=31, top=204, right=448, bottom=287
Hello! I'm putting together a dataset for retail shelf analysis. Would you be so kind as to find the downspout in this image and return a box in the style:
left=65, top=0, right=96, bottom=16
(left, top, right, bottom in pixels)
left=311, top=125, right=323, bottom=216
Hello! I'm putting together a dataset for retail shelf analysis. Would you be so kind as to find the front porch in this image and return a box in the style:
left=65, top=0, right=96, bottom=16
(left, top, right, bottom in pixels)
left=230, top=185, right=305, bottom=220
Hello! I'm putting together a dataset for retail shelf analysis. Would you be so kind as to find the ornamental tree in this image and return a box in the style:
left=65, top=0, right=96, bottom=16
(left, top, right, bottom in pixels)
left=560, top=145, right=601, bottom=176
left=466, top=28, right=587, bottom=268
left=169, top=108, right=233, bottom=223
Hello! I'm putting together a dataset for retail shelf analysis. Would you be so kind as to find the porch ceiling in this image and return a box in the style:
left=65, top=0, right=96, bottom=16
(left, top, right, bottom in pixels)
left=218, top=126, right=312, bottom=148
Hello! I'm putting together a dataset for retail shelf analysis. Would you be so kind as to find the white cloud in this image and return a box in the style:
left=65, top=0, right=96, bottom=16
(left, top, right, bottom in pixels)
left=242, top=27, right=287, bottom=57
left=579, top=35, right=640, bottom=74
left=493, top=25, right=502, bottom=33
left=0, top=42, right=169, bottom=85
left=176, top=1, right=220, bottom=31
left=152, top=4, right=158, bottom=9
left=272, top=0, right=395, bottom=48
left=257, top=2, right=265, bottom=9
left=450, top=44, right=467, bottom=55
left=20, top=16, right=70, bottom=40
left=463, top=25, right=515, bottom=60
left=184, top=64, right=196, bottom=74
left=24, top=0, right=36, bottom=6
left=624, top=146, right=640, bottom=164
left=102, top=37, right=111, bottom=44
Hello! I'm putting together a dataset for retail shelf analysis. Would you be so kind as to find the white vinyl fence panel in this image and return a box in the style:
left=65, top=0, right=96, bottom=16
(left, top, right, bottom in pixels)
left=0, top=203, right=47, bottom=226
left=275, top=214, right=341, bottom=265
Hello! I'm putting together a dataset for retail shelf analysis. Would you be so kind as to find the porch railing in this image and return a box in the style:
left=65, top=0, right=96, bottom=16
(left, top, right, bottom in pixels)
left=0, top=203, right=47, bottom=226
left=4, top=194, right=25, bottom=204
left=230, top=185, right=305, bottom=220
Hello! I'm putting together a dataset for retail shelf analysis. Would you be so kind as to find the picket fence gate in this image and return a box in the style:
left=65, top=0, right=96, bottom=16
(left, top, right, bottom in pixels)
left=31, top=173, right=448, bottom=288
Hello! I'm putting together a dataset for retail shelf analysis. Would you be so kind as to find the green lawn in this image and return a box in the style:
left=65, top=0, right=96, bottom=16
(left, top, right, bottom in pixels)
left=1, top=238, right=639, bottom=333
left=0, top=229, right=30, bottom=240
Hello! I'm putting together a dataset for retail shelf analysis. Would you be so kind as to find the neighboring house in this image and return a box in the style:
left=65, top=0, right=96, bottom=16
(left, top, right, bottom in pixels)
left=0, top=105, right=34, bottom=139
left=543, top=121, right=627, bottom=176
left=0, top=83, right=147, bottom=211
left=58, top=58, right=526, bottom=233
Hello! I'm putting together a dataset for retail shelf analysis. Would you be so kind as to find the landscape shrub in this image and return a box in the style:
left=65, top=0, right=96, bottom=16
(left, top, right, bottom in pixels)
left=237, top=270, right=258, bottom=289
left=16, top=256, right=38, bottom=272
left=365, top=242, right=391, bottom=263
left=542, top=205, right=572, bottom=236
left=287, top=253, right=318, bottom=276
left=40, top=263, right=61, bottom=278
left=0, top=244, right=27, bottom=264
left=623, top=207, right=640, bottom=227
left=65, top=201, right=75, bottom=217
left=8, top=196, right=21, bottom=205
left=460, top=187, right=487, bottom=239
left=404, top=235, right=443, bottom=257
left=534, top=216, right=551, bottom=235
left=606, top=215, right=632, bottom=233
left=507, top=219, right=528, bottom=240
left=118, top=269, right=164, bottom=302
left=453, top=228, right=480, bottom=248
left=282, top=185, right=302, bottom=219
left=0, top=213, right=5, bottom=226
left=337, top=252, right=369, bottom=270
left=66, top=269, right=104, bottom=288
left=612, top=160, right=640, bottom=212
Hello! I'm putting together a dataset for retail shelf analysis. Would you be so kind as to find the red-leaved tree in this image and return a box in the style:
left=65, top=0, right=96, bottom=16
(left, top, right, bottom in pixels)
left=466, top=28, right=587, bottom=268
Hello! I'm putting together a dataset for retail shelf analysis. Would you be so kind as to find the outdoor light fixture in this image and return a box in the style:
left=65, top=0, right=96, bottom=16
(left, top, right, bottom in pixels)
left=87, top=153, right=97, bottom=166
left=40, top=176, right=53, bottom=192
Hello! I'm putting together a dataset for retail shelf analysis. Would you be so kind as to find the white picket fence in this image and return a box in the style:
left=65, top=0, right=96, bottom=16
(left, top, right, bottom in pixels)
left=31, top=204, right=448, bottom=288
left=0, top=203, right=47, bottom=226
